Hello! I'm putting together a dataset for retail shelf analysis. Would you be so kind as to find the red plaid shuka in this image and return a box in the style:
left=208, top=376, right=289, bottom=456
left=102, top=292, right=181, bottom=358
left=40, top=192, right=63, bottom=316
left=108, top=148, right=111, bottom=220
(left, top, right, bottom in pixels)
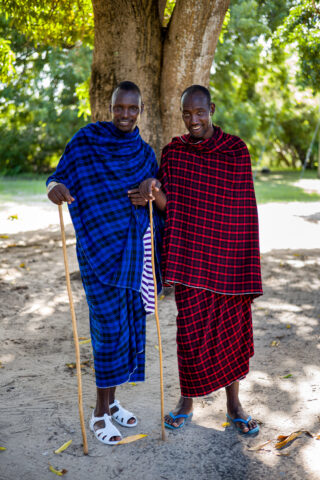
left=158, top=126, right=262, bottom=396
left=158, top=126, right=262, bottom=296
left=175, top=285, right=253, bottom=397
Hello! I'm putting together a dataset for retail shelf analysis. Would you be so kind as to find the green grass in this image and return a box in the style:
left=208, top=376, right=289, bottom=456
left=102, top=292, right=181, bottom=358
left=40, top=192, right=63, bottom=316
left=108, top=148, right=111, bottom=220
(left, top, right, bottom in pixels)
left=253, top=170, right=320, bottom=204
left=1, top=171, right=320, bottom=204
left=0, top=175, right=48, bottom=201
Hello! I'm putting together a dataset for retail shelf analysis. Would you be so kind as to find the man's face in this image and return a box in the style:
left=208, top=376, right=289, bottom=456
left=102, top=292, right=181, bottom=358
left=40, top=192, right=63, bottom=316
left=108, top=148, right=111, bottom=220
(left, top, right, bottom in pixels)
left=181, top=92, right=215, bottom=139
left=110, top=89, right=143, bottom=133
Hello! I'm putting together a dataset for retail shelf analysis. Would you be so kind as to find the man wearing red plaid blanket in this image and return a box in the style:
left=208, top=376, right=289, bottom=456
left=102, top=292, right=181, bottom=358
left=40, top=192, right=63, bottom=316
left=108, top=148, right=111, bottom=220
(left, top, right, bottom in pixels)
left=139, top=85, right=263, bottom=435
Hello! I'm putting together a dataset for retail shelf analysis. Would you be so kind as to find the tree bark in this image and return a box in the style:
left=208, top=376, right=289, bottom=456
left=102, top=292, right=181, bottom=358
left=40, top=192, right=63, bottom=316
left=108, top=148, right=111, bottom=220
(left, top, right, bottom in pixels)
left=90, top=0, right=230, bottom=158
left=160, top=0, right=230, bottom=144
left=90, top=0, right=163, bottom=152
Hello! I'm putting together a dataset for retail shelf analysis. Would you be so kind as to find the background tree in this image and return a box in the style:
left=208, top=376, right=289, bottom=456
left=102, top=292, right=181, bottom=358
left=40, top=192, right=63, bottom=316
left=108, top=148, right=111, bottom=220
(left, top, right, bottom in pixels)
left=1, top=0, right=320, bottom=172
left=211, top=0, right=320, bottom=167
left=2, top=0, right=230, bottom=156
left=0, top=15, right=92, bottom=173
left=90, top=0, right=230, bottom=154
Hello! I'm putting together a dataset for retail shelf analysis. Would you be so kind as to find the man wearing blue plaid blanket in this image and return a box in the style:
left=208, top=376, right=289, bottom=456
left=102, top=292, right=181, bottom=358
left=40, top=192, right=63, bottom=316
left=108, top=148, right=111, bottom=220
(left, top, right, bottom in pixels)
left=47, top=81, right=165, bottom=445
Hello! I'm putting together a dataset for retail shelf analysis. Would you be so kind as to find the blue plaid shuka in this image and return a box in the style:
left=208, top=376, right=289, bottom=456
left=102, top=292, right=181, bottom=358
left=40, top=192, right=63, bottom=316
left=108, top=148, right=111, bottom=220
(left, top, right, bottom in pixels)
left=47, top=121, right=162, bottom=388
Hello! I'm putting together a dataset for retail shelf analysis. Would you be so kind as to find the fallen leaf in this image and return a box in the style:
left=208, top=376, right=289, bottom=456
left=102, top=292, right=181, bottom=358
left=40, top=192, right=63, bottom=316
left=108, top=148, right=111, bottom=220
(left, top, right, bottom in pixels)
left=78, top=336, right=87, bottom=340
left=283, top=374, right=293, bottom=379
left=8, top=214, right=18, bottom=220
left=128, top=382, right=137, bottom=386
left=49, top=465, right=68, bottom=476
left=0, top=447, right=6, bottom=451
left=159, top=295, right=165, bottom=300
left=270, top=340, right=280, bottom=347
left=286, top=324, right=291, bottom=329
left=0, top=235, right=9, bottom=239
left=275, top=430, right=313, bottom=449
left=277, top=452, right=290, bottom=456
left=79, top=338, right=91, bottom=345
left=315, top=434, right=320, bottom=440
left=247, top=440, right=272, bottom=451
left=65, top=363, right=85, bottom=369
left=54, top=440, right=72, bottom=454
left=7, top=244, right=17, bottom=248
left=221, top=422, right=230, bottom=427
left=154, top=345, right=159, bottom=350
left=117, top=434, right=147, bottom=445
left=19, top=263, right=26, bottom=268
left=66, top=363, right=76, bottom=369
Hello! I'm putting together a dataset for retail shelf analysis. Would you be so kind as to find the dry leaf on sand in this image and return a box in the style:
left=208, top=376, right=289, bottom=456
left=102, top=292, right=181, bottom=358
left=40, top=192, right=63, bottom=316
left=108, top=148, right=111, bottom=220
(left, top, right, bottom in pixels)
left=49, top=465, right=68, bottom=476
left=54, top=440, right=72, bottom=454
left=117, top=434, right=147, bottom=445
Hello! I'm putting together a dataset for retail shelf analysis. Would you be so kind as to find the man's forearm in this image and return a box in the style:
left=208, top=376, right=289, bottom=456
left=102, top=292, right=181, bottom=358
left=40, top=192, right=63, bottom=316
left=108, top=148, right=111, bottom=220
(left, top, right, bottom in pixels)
left=153, top=189, right=167, bottom=212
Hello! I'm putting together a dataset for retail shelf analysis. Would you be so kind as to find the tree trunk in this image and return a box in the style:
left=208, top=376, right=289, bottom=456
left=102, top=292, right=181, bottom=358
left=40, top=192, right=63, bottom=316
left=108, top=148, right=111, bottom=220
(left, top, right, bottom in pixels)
left=90, top=0, right=230, bottom=158
left=90, top=0, right=163, bottom=153
left=160, top=0, right=230, bottom=144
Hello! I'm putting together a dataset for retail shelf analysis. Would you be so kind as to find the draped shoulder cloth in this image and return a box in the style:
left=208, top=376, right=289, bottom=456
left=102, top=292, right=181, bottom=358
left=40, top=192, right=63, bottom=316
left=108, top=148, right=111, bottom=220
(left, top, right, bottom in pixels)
left=157, top=126, right=263, bottom=297
left=47, top=121, right=162, bottom=291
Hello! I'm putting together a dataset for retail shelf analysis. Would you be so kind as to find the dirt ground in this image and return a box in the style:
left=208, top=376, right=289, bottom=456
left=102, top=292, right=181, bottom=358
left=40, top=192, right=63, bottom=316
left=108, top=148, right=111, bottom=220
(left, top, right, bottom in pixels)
left=0, top=196, right=320, bottom=480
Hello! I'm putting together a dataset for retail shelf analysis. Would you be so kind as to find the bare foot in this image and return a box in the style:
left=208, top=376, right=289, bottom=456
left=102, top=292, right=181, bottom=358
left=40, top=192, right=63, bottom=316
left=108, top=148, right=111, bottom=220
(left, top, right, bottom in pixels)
left=164, top=396, right=193, bottom=428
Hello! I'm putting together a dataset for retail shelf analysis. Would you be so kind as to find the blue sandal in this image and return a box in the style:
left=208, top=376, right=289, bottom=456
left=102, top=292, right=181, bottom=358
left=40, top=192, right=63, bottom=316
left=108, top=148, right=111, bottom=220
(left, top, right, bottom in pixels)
left=226, top=413, right=259, bottom=435
left=164, top=412, right=193, bottom=430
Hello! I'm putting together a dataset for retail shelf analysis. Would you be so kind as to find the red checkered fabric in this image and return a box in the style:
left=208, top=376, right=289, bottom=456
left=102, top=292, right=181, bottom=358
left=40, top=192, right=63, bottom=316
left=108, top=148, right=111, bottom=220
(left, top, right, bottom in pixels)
left=175, top=284, right=254, bottom=397
left=158, top=126, right=263, bottom=296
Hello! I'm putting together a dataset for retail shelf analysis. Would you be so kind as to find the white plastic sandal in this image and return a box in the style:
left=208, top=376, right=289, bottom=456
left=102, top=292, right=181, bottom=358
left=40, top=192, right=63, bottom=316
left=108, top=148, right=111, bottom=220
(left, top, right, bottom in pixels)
left=109, top=399, right=138, bottom=427
left=89, top=412, right=122, bottom=445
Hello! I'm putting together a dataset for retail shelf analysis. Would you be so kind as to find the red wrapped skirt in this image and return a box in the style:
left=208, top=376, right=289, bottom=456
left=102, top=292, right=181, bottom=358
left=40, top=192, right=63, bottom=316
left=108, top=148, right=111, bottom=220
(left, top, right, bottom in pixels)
left=175, top=284, right=254, bottom=397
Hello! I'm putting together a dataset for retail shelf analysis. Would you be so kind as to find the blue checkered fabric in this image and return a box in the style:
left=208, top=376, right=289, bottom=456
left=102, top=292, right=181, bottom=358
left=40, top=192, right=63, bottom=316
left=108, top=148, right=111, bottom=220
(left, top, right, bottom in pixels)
left=47, top=121, right=161, bottom=290
left=47, top=121, right=163, bottom=387
left=77, top=243, right=146, bottom=387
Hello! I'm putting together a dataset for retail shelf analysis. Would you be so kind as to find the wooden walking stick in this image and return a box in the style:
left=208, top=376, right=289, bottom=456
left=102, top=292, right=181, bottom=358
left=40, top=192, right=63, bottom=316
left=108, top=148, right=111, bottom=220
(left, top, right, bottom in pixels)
left=58, top=204, right=88, bottom=455
left=149, top=200, right=166, bottom=441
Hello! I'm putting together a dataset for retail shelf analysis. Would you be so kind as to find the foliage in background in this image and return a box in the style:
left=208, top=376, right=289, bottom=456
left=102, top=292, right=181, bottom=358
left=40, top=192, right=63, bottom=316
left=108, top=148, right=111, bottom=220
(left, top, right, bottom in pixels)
left=0, top=0, right=320, bottom=172
left=211, top=0, right=320, bottom=167
left=1, top=0, right=93, bottom=48
left=0, top=16, right=92, bottom=174
left=275, top=0, right=320, bottom=92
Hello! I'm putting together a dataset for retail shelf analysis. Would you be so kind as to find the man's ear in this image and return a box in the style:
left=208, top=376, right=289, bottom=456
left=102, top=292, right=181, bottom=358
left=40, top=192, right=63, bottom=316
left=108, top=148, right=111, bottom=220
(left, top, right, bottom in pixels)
left=210, top=102, right=215, bottom=116
left=140, top=102, right=144, bottom=115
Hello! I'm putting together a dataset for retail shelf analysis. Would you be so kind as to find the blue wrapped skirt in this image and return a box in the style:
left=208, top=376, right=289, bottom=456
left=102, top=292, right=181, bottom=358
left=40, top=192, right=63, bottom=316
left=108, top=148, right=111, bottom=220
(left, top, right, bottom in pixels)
left=76, top=243, right=146, bottom=388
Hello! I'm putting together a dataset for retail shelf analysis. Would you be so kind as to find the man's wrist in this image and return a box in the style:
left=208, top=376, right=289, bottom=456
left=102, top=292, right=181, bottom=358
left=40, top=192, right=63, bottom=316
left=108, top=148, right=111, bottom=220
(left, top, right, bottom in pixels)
left=47, top=181, right=61, bottom=193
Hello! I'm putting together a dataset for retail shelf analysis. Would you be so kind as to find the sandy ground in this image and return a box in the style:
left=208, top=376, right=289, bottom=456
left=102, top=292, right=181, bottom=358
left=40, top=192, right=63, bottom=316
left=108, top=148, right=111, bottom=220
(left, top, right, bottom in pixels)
left=0, top=192, right=320, bottom=480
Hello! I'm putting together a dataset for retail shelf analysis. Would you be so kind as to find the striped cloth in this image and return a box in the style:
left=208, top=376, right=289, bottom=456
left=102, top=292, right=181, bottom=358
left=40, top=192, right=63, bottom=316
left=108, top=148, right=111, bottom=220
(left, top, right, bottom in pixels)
left=175, top=284, right=254, bottom=397
left=141, top=226, right=155, bottom=314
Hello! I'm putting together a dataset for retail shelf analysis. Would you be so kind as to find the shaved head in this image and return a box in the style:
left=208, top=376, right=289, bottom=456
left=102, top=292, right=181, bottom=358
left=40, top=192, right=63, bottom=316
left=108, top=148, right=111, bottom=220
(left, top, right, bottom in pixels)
left=181, top=85, right=211, bottom=108
left=111, top=81, right=142, bottom=106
